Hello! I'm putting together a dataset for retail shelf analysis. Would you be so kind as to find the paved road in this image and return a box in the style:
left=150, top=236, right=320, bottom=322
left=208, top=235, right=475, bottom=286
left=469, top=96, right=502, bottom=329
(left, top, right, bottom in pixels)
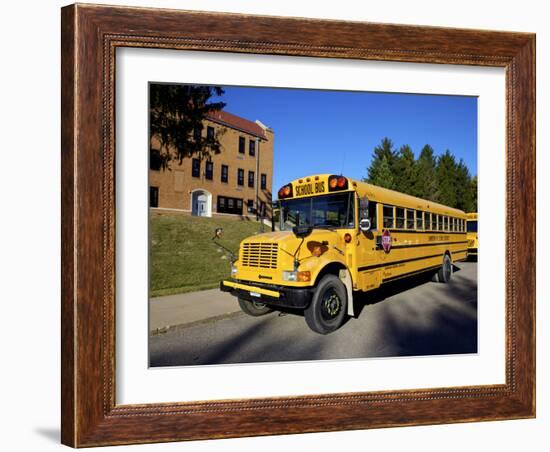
left=149, top=262, right=477, bottom=366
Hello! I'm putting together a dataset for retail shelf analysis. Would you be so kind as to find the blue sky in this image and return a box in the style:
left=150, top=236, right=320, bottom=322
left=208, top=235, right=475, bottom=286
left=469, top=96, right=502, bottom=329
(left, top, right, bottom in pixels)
left=212, top=86, right=477, bottom=191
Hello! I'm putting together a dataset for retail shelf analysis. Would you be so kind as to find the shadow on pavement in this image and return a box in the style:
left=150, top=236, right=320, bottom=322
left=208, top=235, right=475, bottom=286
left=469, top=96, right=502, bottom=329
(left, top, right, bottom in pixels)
left=150, top=263, right=478, bottom=366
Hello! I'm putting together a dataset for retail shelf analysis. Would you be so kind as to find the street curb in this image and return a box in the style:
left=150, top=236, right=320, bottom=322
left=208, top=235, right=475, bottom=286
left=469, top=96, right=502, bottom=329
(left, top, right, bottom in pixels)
left=149, top=310, right=245, bottom=336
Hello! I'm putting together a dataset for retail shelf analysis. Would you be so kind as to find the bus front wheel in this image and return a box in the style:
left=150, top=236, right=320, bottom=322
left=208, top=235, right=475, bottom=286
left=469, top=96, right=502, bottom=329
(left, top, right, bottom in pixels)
left=436, top=254, right=453, bottom=283
left=238, top=298, right=273, bottom=316
left=305, top=275, right=348, bottom=335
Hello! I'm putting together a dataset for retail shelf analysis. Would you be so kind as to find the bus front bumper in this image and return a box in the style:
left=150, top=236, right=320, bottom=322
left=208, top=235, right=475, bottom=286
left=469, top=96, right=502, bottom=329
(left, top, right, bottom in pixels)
left=220, top=279, right=313, bottom=309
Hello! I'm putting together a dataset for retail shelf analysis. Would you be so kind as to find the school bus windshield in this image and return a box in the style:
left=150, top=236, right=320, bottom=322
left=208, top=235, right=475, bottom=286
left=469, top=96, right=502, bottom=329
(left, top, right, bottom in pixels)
left=279, top=192, right=355, bottom=231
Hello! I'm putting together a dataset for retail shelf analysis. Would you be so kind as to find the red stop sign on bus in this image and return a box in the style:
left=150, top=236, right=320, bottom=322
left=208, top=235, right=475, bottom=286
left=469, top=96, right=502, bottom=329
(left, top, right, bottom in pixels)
left=381, top=229, right=392, bottom=253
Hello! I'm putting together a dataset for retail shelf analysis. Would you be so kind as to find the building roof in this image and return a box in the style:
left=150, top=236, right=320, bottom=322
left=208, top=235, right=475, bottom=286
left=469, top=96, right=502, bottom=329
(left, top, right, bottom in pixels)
left=206, top=110, right=268, bottom=140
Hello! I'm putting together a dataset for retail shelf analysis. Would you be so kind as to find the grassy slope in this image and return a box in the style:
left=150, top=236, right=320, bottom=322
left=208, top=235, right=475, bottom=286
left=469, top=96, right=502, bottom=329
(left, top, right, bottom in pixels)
left=150, top=213, right=264, bottom=297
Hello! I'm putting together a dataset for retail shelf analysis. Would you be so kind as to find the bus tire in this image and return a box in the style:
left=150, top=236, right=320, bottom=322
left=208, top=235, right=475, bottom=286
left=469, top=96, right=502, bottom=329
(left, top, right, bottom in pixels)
left=304, top=275, right=348, bottom=335
left=437, top=254, right=453, bottom=283
left=238, top=298, right=272, bottom=316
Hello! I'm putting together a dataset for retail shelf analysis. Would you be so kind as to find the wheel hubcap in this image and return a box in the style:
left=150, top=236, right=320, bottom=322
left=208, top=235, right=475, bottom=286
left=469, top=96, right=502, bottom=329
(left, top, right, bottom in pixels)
left=321, top=290, right=342, bottom=319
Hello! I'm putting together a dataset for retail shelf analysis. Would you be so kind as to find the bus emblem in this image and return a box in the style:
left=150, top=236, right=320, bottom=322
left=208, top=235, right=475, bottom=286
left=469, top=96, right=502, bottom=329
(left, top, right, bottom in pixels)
left=381, top=229, right=392, bottom=253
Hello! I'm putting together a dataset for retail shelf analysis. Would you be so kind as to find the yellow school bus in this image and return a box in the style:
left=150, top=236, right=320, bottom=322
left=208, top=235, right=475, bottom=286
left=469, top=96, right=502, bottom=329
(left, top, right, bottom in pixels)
left=220, top=174, right=468, bottom=334
left=466, top=212, right=478, bottom=259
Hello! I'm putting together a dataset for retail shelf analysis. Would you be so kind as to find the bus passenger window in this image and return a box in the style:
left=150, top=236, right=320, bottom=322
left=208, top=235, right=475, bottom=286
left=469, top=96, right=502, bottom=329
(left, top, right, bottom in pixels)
left=437, top=215, right=442, bottom=231
left=368, top=202, right=378, bottom=230
left=430, top=213, right=436, bottom=231
left=396, top=208, right=405, bottom=229
left=383, top=205, right=394, bottom=229
left=443, top=216, right=448, bottom=231
left=407, top=210, right=414, bottom=229
left=416, top=210, right=423, bottom=230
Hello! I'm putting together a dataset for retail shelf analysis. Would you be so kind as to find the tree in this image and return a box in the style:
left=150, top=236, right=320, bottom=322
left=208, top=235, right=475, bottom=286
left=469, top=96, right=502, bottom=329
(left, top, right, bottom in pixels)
left=415, top=144, right=438, bottom=200
left=454, top=160, right=475, bottom=212
left=393, top=144, right=417, bottom=195
left=435, top=150, right=458, bottom=207
left=470, top=175, right=478, bottom=211
left=149, top=84, right=227, bottom=169
left=363, top=139, right=477, bottom=211
left=364, top=138, right=397, bottom=189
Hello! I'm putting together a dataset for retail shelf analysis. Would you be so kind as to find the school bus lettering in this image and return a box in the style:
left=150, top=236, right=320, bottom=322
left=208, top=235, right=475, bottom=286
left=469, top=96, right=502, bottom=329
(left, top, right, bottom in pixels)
left=295, top=181, right=325, bottom=196
left=220, top=173, right=468, bottom=335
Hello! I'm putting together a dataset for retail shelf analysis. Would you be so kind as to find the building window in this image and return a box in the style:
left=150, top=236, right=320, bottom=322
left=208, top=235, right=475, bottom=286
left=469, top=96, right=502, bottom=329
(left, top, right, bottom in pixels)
left=192, top=158, right=200, bottom=178
left=249, top=140, right=256, bottom=156
left=239, top=136, right=245, bottom=153
left=383, top=205, right=394, bottom=229
left=248, top=171, right=255, bottom=188
left=205, top=161, right=213, bottom=180
left=149, top=186, right=159, bottom=208
left=193, top=126, right=202, bottom=142
left=217, top=196, right=243, bottom=215
left=261, top=173, right=267, bottom=189
left=221, top=164, right=228, bottom=183
left=207, top=126, right=215, bottom=140
left=237, top=168, right=244, bottom=186
left=247, top=199, right=255, bottom=213
left=149, top=149, right=162, bottom=171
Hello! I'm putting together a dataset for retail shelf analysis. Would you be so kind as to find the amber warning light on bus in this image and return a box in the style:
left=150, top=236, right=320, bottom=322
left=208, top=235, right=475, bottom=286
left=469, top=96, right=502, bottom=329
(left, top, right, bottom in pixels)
left=328, top=175, right=348, bottom=191
left=278, top=184, right=293, bottom=199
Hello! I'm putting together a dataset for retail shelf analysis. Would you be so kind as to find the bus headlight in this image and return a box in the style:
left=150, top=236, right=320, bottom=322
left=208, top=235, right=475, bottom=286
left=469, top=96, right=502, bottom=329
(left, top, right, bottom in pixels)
left=282, top=271, right=297, bottom=281
left=231, top=263, right=238, bottom=277
left=283, top=270, right=311, bottom=282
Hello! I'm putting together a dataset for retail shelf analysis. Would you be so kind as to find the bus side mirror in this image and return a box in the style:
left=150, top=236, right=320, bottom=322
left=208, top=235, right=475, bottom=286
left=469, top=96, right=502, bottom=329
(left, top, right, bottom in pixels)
left=293, top=225, right=313, bottom=238
left=358, top=198, right=370, bottom=232
left=359, top=218, right=371, bottom=232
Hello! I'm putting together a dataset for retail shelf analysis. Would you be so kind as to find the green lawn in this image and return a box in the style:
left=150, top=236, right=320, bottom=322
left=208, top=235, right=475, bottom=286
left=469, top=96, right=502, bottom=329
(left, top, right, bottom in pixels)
left=150, top=213, right=265, bottom=297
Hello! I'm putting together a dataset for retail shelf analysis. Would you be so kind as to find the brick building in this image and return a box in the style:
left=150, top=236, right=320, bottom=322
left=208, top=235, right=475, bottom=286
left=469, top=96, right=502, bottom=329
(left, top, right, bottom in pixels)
left=149, top=110, right=274, bottom=219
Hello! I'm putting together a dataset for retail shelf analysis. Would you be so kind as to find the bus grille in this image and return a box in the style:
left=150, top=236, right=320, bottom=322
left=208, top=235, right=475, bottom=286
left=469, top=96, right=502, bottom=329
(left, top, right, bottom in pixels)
left=241, top=242, right=278, bottom=269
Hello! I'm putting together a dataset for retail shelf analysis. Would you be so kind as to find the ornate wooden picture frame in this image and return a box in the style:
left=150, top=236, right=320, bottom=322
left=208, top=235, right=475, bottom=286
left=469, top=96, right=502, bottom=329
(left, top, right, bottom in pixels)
left=61, top=3, right=535, bottom=447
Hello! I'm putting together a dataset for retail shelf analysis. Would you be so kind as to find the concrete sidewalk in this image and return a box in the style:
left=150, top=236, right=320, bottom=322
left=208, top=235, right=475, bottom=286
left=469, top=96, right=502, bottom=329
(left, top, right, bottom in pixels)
left=149, top=288, right=241, bottom=332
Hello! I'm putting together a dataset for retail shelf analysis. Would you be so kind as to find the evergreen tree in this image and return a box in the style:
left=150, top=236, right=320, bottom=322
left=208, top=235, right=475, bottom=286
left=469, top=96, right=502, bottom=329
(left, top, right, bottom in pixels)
left=470, top=176, right=478, bottom=211
left=364, top=139, right=477, bottom=211
left=393, top=144, right=417, bottom=195
left=372, top=155, right=395, bottom=189
left=455, top=160, right=475, bottom=212
left=435, top=150, right=458, bottom=207
left=415, top=144, right=438, bottom=201
left=364, top=138, right=397, bottom=189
